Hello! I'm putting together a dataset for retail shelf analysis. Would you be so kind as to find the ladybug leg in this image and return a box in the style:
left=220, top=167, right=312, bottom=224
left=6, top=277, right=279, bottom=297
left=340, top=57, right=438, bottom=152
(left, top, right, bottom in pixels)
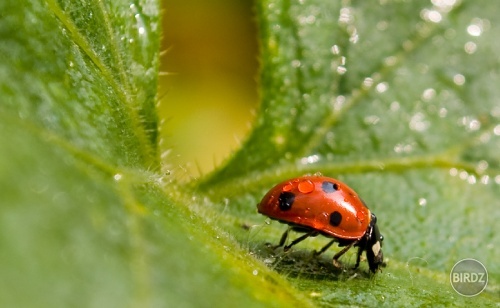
left=283, top=230, right=318, bottom=252
left=332, top=240, right=358, bottom=268
left=313, top=239, right=335, bottom=256
left=275, top=227, right=292, bottom=248
left=353, top=246, right=363, bottom=269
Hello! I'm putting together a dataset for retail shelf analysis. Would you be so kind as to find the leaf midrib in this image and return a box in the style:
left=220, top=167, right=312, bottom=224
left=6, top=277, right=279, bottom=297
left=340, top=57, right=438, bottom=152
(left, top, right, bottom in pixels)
left=199, top=144, right=498, bottom=197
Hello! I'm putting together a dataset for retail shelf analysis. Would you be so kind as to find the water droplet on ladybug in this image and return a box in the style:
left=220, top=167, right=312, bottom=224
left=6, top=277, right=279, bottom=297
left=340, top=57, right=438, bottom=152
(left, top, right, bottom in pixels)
left=298, top=180, right=315, bottom=193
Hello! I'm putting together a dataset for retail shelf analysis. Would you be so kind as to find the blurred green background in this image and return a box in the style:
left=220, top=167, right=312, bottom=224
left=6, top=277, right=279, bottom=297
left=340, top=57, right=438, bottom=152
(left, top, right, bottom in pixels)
left=160, top=0, right=258, bottom=178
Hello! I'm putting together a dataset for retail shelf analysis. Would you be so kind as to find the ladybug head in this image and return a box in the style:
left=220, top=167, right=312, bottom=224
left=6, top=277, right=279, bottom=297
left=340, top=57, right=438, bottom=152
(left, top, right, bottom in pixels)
left=364, top=213, right=384, bottom=273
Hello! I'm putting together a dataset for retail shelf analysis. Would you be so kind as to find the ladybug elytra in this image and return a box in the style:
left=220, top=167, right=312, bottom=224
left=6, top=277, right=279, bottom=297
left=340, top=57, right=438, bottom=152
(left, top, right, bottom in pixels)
left=257, top=175, right=384, bottom=273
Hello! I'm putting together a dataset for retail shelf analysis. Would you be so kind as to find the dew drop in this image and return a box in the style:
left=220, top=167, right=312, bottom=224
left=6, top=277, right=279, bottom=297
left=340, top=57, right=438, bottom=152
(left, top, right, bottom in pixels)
left=421, top=88, right=436, bottom=101
left=468, top=119, right=480, bottom=131
left=429, top=10, right=442, bottom=23
left=464, top=41, right=477, bottom=54
left=298, top=180, right=315, bottom=193
left=458, top=116, right=481, bottom=131
left=114, top=173, right=123, bottom=181
left=337, top=66, right=347, bottom=74
left=376, top=82, right=388, bottom=93
left=364, top=115, right=380, bottom=125
left=493, top=124, right=500, bottom=136
left=394, top=143, right=414, bottom=154
left=409, top=112, right=429, bottom=132
left=421, top=9, right=442, bottom=23
left=299, top=15, right=316, bottom=25
left=300, top=154, right=320, bottom=165
left=394, top=144, right=403, bottom=154
left=467, top=175, right=477, bottom=184
left=362, top=77, right=374, bottom=88
left=418, top=198, right=427, bottom=207
left=438, top=107, right=448, bottom=118
left=331, top=45, right=340, bottom=55
left=332, top=95, right=346, bottom=111
left=339, top=7, right=354, bottom=24
left=384, top=56, right=397, bottom=66
left=349, top=30, right=359, bottom=44
left=476, top=160, right=489, bottom=173
left=480, top=175, right=490, bottom=185
left=390, top=101, right=400, bottom=111
left=453, top=74, right=466, bottom=86
left=467, top=24, right=482, bottom=37
left=431, top=0, right=457, bottom=11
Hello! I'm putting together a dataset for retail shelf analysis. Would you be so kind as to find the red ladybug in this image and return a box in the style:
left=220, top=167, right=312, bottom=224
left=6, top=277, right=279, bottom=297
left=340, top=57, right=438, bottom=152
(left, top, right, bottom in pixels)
left=258, top=175, right=384, bottom=273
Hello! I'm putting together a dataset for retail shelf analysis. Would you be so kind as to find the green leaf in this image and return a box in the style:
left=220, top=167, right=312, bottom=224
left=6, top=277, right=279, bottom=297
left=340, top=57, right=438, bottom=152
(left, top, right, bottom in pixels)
left=2, top=0, right=499, bottom=307
left=197, top=0, right=500, bottom=306
left=0, top=1, right=307, bottom=307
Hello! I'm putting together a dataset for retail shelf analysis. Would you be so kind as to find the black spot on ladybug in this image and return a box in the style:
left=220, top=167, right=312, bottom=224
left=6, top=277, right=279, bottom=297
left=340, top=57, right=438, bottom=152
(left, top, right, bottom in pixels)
left=322, top=181, right=339, bottom=193
left=329, top=211, right=342, bottom=226
left=278, top=192, right=295, bottom=211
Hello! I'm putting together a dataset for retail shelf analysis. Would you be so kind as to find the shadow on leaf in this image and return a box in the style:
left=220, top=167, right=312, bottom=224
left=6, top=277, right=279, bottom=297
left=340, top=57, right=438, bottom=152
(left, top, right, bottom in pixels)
left=249, top=242, right=374, bottom=281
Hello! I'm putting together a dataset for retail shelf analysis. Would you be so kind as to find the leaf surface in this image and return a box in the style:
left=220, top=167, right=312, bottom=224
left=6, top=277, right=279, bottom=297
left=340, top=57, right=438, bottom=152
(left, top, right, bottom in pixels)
left=0, top=1, right=307, bottom=306
left=1, top=0, right=499, bottom=307
left=199, top=0, right=500, bottom=306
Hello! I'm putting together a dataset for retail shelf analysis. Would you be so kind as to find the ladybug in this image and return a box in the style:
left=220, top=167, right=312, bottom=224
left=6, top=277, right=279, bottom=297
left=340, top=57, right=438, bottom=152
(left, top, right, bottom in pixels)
left=257, top=175, right=384, bottom=273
